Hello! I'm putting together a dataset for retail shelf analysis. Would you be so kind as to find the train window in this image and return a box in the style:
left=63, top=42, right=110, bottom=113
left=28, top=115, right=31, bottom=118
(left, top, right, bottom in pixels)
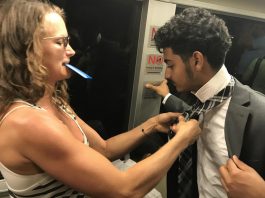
left=222, top=16, right=265, bottom=85
left=50, top=0, right=143, bottom=138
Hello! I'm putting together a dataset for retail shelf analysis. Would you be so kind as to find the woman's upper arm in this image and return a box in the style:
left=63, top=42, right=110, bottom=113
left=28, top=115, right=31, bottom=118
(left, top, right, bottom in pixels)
left=19, top=114, right=124, bottom=196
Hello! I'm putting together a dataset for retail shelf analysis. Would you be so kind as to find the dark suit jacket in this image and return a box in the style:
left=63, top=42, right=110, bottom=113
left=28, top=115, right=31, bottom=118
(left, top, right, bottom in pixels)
left=164, top=79, right=265, bottom=178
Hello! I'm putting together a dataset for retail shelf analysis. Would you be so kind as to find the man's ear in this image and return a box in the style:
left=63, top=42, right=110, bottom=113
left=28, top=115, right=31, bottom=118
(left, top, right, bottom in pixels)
left=192, top=51, right=204, bottom=71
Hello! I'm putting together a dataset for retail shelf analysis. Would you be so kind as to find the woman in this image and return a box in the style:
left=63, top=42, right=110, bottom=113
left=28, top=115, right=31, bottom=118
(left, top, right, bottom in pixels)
left=0, top=0, right=201, bottom=197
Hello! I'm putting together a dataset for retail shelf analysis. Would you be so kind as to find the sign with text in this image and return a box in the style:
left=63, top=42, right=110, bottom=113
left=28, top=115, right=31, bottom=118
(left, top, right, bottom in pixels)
left=146, top=54, right=164, bottom=74
left=148, top=26, right=159, bottom=48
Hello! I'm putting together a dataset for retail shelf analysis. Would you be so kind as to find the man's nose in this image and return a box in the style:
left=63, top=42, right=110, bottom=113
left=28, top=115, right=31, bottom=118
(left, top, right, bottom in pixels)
left=164, top=67, right=171, bottom=79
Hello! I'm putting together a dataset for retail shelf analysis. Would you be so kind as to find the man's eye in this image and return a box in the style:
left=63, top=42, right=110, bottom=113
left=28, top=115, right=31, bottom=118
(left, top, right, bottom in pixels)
left=166, top=64, right=173, bottom=68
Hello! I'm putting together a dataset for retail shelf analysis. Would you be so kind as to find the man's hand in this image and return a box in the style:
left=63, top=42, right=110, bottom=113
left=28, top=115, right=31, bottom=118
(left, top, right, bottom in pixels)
left=219, top=155, right=265, bottom=198
left=145, top=79, right=170, bottom=98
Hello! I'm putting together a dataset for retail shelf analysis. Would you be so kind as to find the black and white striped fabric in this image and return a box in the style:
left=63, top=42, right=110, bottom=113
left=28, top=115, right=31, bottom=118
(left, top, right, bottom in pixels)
left=7, top=176, right=90, bottom=198
left=177, top=76, right=235, bottom=198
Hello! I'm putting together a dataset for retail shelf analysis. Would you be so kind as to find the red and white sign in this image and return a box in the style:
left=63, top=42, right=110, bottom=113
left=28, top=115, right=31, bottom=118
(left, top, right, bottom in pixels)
left=146, top=54, right=164, bottom=74
left=148, top=26, right=159, bottom=48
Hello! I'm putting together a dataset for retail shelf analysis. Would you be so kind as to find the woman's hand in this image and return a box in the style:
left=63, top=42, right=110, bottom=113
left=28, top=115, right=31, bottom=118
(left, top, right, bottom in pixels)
left=151, top=112, right=181, bottom=133
left=145, top=112, right=201, bottom=146
left=170, top=116, right=201, bottom=146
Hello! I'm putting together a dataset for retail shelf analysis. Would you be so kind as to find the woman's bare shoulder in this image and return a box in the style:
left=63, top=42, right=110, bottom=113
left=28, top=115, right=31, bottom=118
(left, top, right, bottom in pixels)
left=0, top=105, right=71, bottom=141
left=0, top=104, right=88, bottom=176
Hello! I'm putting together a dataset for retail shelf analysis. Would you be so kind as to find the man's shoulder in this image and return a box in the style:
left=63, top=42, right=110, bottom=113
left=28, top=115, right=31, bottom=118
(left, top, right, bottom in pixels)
left=234, top=79, right=265, bottom=99
left=229, top=80, right=265, bottom=115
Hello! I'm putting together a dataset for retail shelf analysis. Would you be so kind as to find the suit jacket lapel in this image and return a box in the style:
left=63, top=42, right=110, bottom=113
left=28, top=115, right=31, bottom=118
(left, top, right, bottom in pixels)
left=225, top=79, right=250, bottom=157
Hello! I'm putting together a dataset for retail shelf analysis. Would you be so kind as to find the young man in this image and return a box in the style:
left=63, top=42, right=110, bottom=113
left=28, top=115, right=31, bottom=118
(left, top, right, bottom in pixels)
left=146, top=7, right=265, bottom=198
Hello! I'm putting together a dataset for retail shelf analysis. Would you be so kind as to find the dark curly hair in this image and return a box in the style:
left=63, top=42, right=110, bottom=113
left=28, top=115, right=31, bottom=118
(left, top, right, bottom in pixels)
left=0, top=0, right=69, bottom=116
left=154, top=7, right=232, bottom=70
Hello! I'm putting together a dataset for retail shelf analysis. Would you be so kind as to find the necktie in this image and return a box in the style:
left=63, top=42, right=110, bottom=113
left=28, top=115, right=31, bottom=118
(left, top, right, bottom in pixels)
left=176, top=76, right=235, bottom=198
left=187, top=77, right=235, bottom=118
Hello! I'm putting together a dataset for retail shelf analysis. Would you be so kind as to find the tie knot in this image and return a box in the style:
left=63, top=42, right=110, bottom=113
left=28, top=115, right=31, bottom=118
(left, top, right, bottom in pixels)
left=187, top=76, right=235, bottom=119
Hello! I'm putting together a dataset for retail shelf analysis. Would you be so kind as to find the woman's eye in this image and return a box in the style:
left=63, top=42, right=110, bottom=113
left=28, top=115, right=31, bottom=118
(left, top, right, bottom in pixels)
left=56, top=39, right=64, bottom=46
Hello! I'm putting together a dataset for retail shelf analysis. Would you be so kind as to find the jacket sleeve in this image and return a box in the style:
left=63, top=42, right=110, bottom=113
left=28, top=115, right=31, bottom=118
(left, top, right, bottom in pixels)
left=163, top=94, right=191, bottom=113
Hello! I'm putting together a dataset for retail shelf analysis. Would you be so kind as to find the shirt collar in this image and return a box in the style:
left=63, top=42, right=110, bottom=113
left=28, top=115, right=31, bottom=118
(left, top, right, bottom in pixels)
left=193, top=65, right=231, bottom=103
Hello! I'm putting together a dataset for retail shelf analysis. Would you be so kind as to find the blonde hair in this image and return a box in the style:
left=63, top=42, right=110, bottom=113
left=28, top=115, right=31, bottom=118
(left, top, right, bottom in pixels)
left=0, top=0, right=69, bottom=116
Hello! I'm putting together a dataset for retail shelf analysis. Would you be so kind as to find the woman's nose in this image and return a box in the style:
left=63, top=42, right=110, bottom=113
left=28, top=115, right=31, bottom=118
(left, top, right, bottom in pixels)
left=66, top=45, right=75, bottom=57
